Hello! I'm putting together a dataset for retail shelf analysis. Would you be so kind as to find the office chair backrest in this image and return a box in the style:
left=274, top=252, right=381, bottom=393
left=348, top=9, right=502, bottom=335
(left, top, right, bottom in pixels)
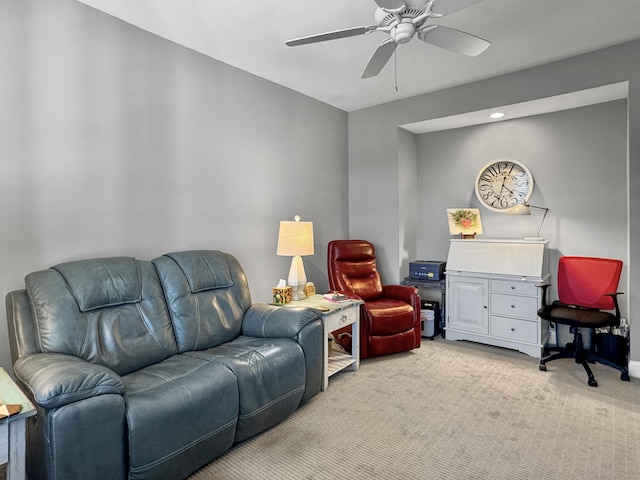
left=557, top=256, right=623, bottom=310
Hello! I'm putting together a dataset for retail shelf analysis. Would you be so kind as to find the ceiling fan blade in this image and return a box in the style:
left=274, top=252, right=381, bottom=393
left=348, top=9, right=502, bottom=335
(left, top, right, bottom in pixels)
left=373, top=0, right=406, bottom=10
left=286, top=26, right=373, bottom=46
left=361, top=38, right=397, bottom=79
left=418, top=25, right=490, bottom=56
left=432, top=0, right=487, bottom=16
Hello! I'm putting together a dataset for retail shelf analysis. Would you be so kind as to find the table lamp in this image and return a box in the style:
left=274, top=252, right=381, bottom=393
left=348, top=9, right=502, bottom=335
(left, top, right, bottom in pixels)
left=277, top=215, right=314, bottom=300
left=506, top=203, right=549, bottom=241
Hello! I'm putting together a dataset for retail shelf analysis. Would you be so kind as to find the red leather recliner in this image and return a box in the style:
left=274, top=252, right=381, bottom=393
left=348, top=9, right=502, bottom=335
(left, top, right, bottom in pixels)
left=327, top=240, right=421, bottom=359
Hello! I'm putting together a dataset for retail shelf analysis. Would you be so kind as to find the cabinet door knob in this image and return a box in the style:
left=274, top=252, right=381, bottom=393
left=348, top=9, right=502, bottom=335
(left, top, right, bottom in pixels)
left=511, top=305, right=515, bottom=309
left=511, top=327, right=515, bottom=332
left=511, top=286, right=515, bottom=290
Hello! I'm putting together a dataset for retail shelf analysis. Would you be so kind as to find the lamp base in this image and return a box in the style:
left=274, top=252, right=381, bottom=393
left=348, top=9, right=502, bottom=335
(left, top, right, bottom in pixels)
left=289, top=282, right=307, bottom=301
left=287, top=255, right=308, bottom=301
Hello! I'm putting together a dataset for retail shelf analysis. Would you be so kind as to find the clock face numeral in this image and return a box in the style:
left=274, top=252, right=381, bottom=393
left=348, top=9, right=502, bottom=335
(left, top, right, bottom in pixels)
left=474, top=160, right=534, bottom=212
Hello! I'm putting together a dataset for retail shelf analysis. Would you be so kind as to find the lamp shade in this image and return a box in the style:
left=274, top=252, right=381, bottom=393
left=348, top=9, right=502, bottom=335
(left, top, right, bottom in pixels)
left=277, top=216, right=314, bottom=257
left=505, top=204, right=531, bottom=215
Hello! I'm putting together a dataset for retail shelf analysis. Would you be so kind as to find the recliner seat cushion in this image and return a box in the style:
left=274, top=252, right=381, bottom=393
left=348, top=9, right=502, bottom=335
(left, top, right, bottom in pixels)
left=123, top=354, right=239, bottom=480
left=186, top=335, right=306, bottom=442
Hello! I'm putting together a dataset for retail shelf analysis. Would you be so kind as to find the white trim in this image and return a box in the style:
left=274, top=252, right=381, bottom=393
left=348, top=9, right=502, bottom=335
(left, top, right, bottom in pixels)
left=628, top=360, right=640, bottom=379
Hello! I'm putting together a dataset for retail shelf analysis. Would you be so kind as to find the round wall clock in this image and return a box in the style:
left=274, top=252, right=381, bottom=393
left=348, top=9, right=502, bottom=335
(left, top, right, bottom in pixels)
left=474, top=159, right=534, bottom=212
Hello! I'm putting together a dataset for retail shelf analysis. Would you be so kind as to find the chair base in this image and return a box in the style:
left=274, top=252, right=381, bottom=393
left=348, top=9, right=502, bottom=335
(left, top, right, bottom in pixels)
left=539, top=330, right=630, bottom=387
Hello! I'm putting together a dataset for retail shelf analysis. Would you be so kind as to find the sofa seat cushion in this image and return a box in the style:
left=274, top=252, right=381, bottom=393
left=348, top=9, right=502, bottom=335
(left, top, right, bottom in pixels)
left=187, top=335, right=306, bottom=442
left=123, top=355, right=239, bottom=480
left=364, top=299, right=415, bottom=334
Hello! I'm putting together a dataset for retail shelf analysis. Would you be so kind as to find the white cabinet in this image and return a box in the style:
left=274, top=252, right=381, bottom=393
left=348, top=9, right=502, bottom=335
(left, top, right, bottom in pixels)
left=447, top=276, right=488, bottom=334
left=445, top=239, right=550, bottom=358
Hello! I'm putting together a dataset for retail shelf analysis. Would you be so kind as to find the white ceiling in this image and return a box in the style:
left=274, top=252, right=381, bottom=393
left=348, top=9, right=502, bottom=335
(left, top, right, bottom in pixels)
left=76, top=0, right=640, bottom=113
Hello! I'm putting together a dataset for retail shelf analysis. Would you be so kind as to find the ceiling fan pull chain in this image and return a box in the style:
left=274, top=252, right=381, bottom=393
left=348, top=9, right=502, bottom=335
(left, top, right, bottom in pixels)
left=394, top=49, right=398, bottom=92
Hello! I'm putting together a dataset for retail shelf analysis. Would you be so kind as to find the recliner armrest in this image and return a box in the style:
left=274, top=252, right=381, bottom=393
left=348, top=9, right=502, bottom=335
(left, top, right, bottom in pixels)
left=381, top=284, right=419, bottom=305
left=242, top=303, right=321, bottom=338
left=14, top=353, right=125, bottom=409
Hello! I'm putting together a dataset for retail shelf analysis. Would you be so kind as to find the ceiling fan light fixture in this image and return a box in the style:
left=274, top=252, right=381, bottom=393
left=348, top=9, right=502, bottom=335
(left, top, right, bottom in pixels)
left=392, top=23, right=416, bottom=43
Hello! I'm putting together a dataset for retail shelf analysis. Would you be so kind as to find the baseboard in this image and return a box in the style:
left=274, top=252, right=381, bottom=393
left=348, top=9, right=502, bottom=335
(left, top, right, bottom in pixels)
left=628, top=360, right=640, bottom=378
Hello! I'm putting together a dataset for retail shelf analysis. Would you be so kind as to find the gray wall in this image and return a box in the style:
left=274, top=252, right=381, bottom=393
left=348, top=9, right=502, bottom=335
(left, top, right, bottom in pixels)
left=416, top=101, right=628, bottom=320
left=0, top=0, right=348, bottom=374
left=348, top=40, right=640, bottom=363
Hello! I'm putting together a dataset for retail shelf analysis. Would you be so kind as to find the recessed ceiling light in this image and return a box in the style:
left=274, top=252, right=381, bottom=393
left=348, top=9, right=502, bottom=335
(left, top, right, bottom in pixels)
left=489, top=112, right=505, bottom=119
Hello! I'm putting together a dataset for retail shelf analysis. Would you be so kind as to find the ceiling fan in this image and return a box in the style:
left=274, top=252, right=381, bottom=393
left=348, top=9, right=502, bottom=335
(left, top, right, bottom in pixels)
left=286, top=0, right=491, bottom=79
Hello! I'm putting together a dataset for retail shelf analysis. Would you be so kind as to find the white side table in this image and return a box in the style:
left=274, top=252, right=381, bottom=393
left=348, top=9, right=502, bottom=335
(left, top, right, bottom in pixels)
left=281, top=295, right=362, bottom=390
left=0, top=368, right=36, bottom=480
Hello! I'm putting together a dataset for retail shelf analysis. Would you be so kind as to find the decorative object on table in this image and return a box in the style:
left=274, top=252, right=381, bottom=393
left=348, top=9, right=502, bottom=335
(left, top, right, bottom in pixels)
left=0, top=400, right=22, bottom=419
left=505, top=203, right=550, bottom=241
left=475, top=159, right=534, bottom=211
left=303, top=282, right=316, bottom=297
left=272, top=279, right=292, bottom=305
left=447, top=208, right=483, bottom=239
left=323, top=292, right=350, bottom=303
left=277, top=215, right=314, bottom=301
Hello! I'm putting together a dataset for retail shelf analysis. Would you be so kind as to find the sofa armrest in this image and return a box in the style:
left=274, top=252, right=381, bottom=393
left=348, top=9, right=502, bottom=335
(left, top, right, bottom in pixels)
left=243, top=303, right=324, bottom=402
left=14, top=353, right=125, bottom=409
left=242, top=303, right=321, bottom=338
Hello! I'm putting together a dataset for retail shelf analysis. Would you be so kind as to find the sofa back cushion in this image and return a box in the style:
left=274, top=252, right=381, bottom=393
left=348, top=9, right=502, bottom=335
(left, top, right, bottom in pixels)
left=25, top=257, right=178, bottom=376
left=153, top=250, right=252, bottom=352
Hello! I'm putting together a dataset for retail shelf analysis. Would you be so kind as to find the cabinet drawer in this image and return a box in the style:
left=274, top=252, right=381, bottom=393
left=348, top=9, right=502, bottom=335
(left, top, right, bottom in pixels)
left=324, top=306, right=358, bottom=332
left=491, top=279, right=538, bottom=296
left=491, top=293, right=538, bottom=320
left=490, top=317, right=538, bottom=343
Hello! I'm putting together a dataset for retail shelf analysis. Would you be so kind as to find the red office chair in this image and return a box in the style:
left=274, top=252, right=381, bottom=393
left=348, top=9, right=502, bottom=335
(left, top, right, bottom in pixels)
left=538, top=256, right=630, bottom=387
left=327, top=240, right=421, bottom=359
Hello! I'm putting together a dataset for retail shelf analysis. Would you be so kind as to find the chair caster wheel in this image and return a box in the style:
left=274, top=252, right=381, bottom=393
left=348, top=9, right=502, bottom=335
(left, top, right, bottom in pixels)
left=588, top=378, right=598, bottom=387
left=539, top=364, right=547, bottom=372
left=622, top=373, right=631, bottom=382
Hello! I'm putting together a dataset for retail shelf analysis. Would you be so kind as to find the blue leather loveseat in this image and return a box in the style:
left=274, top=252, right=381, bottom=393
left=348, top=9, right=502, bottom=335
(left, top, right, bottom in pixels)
left=5, top=250, right=323, bottom=480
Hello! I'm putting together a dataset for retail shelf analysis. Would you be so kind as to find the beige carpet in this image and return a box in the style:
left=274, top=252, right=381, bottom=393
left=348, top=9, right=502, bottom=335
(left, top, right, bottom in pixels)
left=188, top=337, right=640, bottom=480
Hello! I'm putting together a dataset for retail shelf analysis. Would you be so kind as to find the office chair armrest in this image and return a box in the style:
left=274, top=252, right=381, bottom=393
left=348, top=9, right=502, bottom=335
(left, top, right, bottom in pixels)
left=604, top=291, right=624, bottom=297
left=536, top=282, right=552, bottom=307
left=605, top=291, right=624, bottom=321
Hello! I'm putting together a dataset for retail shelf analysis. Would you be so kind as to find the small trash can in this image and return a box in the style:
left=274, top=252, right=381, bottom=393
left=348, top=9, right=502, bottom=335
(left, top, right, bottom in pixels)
left=595, top=332, right=629, bottom=368
left=421, top=300, right=440, bottom=339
